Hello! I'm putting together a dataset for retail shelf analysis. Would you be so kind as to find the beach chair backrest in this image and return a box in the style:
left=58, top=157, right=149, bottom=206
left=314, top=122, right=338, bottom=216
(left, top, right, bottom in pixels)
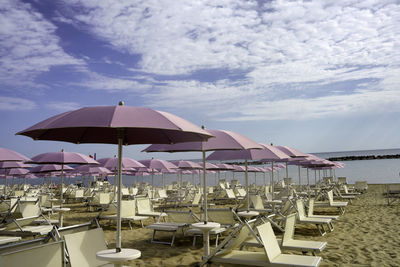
left=343, top=185, right=350, bottom=194
left=121, top=200, right=136, bottom=217
left=327, top=190, right=334, bottom=204
left=99, top=193, right=111, bottom=205
left=308, top=199, right=315, bottom=217
left=225, top=189, right=236, bottom=199
left=121, top=188, right=130, bottom=196
left=295, top=199, right=306, bottom=219
left=158, top=189, right=168, bottom=198
left=282, top=213, right=296, bottom=243
left=257, top=222, right=282, bottom=262
left=219, top=182, right=226, bottom=190
left=0, top=240, right=64, bottom=267
left=207, top=209, right=236, bottom=226
left=75, top=189, right=84, bottom=198
left=19, top=202, right=41, bottom=218
left=218, top=223, right=252, bottom=256
left=338, top=177, right=347, bottom=184
left=283, top=178, right=293, bottom=186
left=249, top=195, right=264, bottom=210
left=63, top=228, right=107, bottom=267
left=192, top=193, right=202, bottom=205
left=237, top=188, right=246, bottom=197
left=130, top=187, right=138, bottom=196
left=136, top=198, right=152, bottom=214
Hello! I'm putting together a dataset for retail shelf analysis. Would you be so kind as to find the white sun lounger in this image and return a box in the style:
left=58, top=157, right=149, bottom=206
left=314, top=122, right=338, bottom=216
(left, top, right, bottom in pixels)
left=206, top=221, right=322, bottom=266
left=99, top=200, right=148, bottom=229
left=241, top=214, right=327, bottom=256
left=295, top=199, right=333, bottom=236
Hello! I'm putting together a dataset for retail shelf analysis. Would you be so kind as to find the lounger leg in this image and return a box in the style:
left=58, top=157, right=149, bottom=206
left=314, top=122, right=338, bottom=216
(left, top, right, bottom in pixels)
left=171, top=232, right=176, bottom=246
left=128, top=221, right=132, bottom=230
left=192, top=236, right=197, bottom=247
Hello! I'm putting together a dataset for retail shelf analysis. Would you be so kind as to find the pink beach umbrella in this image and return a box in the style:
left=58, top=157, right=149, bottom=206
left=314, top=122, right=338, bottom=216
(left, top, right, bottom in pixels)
left=17, top=102, right=212, bottom=254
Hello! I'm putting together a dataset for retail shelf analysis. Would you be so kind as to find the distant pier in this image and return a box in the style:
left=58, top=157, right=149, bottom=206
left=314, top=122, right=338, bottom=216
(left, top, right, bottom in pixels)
left=328, top=154, right=400, bottom=161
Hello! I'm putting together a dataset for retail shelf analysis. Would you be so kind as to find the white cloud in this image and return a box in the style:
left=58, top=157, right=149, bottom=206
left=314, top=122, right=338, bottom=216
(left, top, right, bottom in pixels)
left=45, top=101, right=82, bottom=112
left=25, top=0, right=400, bottom=120
left=0, top=96, right=36, bottom=110
left=0, top=0, right=84, bottom=88
left=72, top=72, right=152, bottom=92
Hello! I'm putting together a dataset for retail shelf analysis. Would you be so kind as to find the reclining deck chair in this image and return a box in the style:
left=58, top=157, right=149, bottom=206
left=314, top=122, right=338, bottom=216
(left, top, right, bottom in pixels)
left=146, top=210, right=199, bottom=246
left=136, top=198, right=167, bottom=220
left=308, top=199, right=339, bottom=220
left=98, top=200, right=149, bottom=229
left=313, top=190, right=348, bottom=215
left=63, top=227, right=126, bottom=267
left=241, top=214, right=327, bottom=256
left=295, top=199, right=333, bottom=236
left=202, top=220, right=322, bottom=267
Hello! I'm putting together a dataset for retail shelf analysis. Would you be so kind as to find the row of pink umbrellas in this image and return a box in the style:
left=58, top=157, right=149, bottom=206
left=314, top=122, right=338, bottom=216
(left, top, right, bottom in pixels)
left=2, top=102, right=344, bottom=256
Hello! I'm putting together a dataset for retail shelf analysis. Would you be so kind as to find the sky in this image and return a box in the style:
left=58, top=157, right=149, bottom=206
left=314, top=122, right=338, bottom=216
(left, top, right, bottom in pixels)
left=1, top=0, right=400, bottom=161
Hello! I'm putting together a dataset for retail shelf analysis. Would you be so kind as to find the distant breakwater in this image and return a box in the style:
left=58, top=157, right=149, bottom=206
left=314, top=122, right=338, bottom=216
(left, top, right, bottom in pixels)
left=327, top=154, right=400, bottom=161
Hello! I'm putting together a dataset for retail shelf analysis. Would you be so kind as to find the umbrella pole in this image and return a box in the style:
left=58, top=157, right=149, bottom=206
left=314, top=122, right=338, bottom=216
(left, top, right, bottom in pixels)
left=286, top=162, right=289, bottom=178
left=298, top=165, right=301, bottom=188
left=271, top=161, right=274, bottom=200
left=202, top=150, right=207, bottom=223
left=116, top=135, right=123, bottom=252
left=314, top=169, right=317, bottom=185
left=60, top=164, right=64, bottom=208
left=245, top=159, right=249, bottom=211
left=151, top=169, right=154, bottom=199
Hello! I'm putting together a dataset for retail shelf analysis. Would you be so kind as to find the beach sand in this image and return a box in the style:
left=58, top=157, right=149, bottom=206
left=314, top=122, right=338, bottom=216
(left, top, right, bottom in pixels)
left=58, top=184, right=400, bottom=266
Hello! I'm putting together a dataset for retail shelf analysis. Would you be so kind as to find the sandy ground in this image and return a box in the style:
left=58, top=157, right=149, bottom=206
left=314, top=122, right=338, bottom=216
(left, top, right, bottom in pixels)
left=58, top=184, right=400, bottom=266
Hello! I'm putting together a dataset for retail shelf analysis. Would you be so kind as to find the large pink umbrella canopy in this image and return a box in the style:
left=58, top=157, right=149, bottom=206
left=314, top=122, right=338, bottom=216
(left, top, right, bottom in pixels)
left=29, top=150, right=99, bottom=207
left=17, top=102, right=213, bottom=254
left=16, top=105, right=212, bottom=145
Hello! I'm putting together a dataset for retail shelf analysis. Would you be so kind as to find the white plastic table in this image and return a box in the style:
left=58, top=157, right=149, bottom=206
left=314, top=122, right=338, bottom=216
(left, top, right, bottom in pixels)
left=237, top=210, right=259, bottom=219
left=53, top=207, right=70, bottom=227
left=96, top=248, right=141, bottom=267
left=191, top=222, right=220, bottom=256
